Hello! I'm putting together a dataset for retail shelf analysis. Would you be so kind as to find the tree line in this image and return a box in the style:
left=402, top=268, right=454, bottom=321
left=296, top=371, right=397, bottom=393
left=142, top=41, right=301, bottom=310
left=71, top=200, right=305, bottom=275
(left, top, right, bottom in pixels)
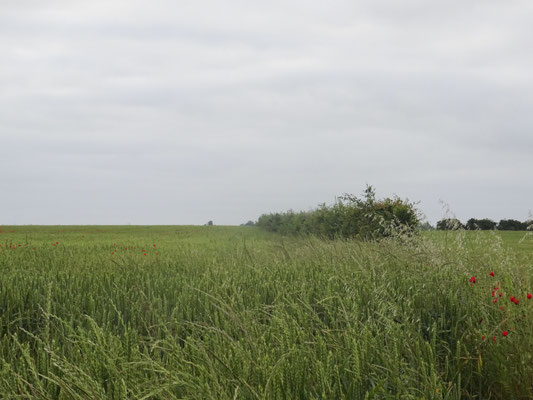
left=436, top=218, right=533, bottom=231
left=254, top=186, right=420, bottom=239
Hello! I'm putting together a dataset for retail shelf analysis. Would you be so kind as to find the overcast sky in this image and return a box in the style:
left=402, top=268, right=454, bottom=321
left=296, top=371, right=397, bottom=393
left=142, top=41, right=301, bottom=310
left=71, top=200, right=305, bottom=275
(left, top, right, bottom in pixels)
left=1, top=0, right=532, bottom=225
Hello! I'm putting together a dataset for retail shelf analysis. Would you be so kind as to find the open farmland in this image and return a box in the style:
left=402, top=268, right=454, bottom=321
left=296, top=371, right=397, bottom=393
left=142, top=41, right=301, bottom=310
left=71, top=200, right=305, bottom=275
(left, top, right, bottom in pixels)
left=1, top=226, right=533, bottom=399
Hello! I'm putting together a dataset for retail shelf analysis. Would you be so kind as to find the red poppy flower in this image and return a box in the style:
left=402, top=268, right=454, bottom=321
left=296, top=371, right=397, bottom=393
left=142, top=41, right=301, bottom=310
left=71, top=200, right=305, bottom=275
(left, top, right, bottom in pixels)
left=482, top=335, right=486, bottom=341
left=510, top=296, right=515, bottom=302
left=502, top=331, right=508, bottom=337
left=493, top=299, right=498, bottom=303
left=500, top=306, right=504, bottom=310
left=469, top=277, right=476, bottom=283
left=492, top=291, right=495, bottom=297
left=499, top=293, right=502, bottom=297
left=489, top=271, right=495, bottom=276
left=153, top=244, right=156, bottom=247
left=528, top=293, right=532, bottom=299
left=513, top=298, right=519, bottom=305
left=493, top=336, right=496, bottom=342
left=143, top=253, right=146, bottom=256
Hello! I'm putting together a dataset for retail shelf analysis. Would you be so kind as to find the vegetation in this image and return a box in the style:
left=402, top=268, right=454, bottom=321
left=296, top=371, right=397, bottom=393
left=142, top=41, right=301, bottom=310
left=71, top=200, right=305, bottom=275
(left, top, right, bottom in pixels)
left=436, top=218, right=465, bottom=231
left=497, top=219, right=532, bottom=231
left=438, top=218, right=532, bottom=231
left=0, top=225, right=532, bottom=399
left=256, top=186, right=420, bottom=239
left=466, top=218, right=497, bottom=231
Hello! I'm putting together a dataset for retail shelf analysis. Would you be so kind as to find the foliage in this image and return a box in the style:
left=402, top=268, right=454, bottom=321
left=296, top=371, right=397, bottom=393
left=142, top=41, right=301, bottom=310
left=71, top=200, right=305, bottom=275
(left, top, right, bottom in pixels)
left=466, top=218, right=497, bottom=230
left=436, top=218, right=465, bottom=230
left=437, top=218, right=532, bottom=231
left=497, top=219, right=528, bottom=231
left=256, top=186, right=420, bottom=239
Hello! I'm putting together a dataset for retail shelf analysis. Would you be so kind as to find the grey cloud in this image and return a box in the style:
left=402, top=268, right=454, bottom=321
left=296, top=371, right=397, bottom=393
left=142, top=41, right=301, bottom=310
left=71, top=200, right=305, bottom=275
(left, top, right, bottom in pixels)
left=1, top=0, right=532, bottom=225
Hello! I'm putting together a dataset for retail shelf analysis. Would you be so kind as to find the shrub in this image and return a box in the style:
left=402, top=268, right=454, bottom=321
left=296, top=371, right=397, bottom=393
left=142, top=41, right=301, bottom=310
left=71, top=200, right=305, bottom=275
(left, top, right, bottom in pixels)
left=466, top=218, right=497, bottom=230
left=436, top=218, right=464, bottom=230
left=497, top=219, right=527, bottom=231
left=256, top=186, right=420, bottom=239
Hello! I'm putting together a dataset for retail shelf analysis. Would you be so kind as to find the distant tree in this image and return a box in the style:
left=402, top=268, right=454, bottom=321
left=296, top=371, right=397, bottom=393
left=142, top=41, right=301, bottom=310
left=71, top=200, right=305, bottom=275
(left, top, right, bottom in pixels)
left=465, top=219, right=476, bottom=230
left=206, top=220, right=214, bottom=226
left=478, top=218, right=497, bottom=230
left=466, top=218, right=497, bottom=230
left=497, top=219, right=526, bottom=231
left=241, top=220, right=255, bottom=226
left=420, top=222, right=435, bottom=231
left=436, top=218, right=464, bottom=230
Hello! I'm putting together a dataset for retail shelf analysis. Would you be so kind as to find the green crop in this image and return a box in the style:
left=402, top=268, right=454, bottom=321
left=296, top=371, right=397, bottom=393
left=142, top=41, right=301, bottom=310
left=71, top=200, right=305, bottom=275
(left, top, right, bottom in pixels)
left=0, top=225, right=532, bottom=399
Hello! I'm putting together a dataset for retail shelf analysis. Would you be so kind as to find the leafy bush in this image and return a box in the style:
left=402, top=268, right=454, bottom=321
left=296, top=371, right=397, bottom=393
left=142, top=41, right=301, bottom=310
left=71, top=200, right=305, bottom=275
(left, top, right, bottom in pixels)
left=256, top=186, right=420, bottom=239
left=466, top=218, right=497, bottom=230
left=497, top=219, right=528, bottom=231
left=438, top=218, right=532, bottom=231
left=436, top=218, right=465, bottom=230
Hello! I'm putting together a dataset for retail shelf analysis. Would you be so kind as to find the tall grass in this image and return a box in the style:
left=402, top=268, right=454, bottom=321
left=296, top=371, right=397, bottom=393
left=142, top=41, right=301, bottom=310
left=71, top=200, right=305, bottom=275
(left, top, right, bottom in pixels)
left=0, top=226, right=532, bottom=399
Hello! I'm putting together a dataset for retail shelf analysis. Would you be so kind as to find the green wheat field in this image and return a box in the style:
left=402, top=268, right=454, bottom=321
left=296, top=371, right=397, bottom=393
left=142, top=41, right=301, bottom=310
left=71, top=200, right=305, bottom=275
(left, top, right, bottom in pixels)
left=1, top=225, right=533, bottom=399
